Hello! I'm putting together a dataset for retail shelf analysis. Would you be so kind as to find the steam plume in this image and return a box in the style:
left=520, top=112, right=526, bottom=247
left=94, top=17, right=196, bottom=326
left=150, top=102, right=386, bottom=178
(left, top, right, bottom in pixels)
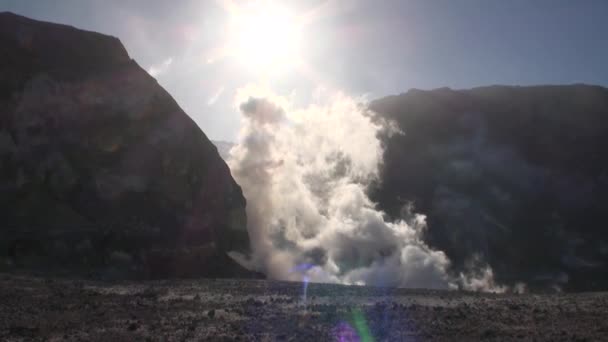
left=228, top=85, right=501, bottom=290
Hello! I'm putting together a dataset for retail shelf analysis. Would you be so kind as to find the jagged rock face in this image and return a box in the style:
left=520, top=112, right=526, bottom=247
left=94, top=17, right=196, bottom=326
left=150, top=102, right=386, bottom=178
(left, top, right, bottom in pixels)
left=0, top=13, right=252, bottom=278
left=370, top=85, right=608, bottom=291
left=212, top=140, right=235, bottom=161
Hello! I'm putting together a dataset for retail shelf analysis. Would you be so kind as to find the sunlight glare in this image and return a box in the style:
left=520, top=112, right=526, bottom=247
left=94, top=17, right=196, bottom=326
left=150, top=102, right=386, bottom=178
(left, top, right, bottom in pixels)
left=228, top=2, right=302, bottom=73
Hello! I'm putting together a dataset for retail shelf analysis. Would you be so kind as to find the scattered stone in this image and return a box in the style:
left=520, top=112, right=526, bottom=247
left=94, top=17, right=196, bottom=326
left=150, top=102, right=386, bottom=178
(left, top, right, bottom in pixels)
left=481, top=328, right=498, bottom=338
left=1, top=275, right=608, bottom=341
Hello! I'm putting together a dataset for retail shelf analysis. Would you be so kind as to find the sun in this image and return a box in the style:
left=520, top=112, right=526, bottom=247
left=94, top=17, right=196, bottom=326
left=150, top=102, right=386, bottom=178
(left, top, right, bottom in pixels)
left=227, top=2, right=302, bottom=73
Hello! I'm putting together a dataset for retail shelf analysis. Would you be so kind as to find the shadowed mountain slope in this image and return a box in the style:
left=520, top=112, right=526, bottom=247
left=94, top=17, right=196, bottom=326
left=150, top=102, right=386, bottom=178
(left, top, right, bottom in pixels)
left=0, top=12, right=252, bottom=278
left=370, top=85, right=608, bottom=291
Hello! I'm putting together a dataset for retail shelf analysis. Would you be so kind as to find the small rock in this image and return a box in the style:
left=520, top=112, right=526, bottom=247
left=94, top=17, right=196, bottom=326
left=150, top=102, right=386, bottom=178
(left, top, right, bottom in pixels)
left=481, top=328, right=497, bottom=338
left=508, top=303, right=521, bottom=311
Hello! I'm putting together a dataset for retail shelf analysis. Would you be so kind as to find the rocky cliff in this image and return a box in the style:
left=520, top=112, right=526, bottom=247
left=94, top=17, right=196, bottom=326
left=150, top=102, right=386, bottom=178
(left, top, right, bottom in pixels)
left=0, top=12, right=252, bottom=278
left=211, top=140, right=235, bottom=161
left=370, top=85, right=608, bottom=291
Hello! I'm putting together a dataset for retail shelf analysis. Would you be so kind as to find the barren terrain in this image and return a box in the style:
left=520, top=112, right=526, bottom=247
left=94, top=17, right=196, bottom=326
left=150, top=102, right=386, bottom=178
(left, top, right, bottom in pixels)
left=1, top=274, right=607, bottom=341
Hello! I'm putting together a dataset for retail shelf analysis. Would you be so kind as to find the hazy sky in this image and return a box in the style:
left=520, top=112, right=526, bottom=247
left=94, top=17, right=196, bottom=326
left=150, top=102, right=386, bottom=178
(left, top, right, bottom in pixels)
left=2, top=0, right=607, bottom=141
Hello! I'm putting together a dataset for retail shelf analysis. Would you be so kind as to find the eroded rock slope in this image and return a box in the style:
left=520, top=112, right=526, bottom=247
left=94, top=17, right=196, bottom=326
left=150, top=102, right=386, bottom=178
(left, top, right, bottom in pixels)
left=0, top=12, right=251, bottom=278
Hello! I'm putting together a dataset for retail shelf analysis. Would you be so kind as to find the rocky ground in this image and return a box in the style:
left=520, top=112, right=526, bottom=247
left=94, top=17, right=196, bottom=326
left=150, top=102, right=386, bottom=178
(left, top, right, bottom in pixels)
left=1, top=274, right=607, bottom=341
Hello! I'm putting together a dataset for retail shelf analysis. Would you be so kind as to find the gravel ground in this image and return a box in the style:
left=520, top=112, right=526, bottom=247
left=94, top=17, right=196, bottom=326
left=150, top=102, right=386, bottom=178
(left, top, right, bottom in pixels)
left=1, top=274, right=607, bottom=341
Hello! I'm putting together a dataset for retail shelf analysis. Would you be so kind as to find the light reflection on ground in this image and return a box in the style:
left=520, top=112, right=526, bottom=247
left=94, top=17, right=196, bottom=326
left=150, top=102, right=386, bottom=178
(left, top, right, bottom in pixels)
left=289, top=263, right=418, bottom=341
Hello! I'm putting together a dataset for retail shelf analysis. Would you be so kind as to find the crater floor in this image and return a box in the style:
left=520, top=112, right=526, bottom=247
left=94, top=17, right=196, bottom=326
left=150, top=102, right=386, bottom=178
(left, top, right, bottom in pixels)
left=1, top=274, right=607, bottom=341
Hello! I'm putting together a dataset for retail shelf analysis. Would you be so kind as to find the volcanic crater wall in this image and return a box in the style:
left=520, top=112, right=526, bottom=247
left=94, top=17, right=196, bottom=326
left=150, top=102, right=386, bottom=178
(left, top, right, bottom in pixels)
left=0, top=12, right=251, bottom=278
left=370, top=85, right=608, bottom=291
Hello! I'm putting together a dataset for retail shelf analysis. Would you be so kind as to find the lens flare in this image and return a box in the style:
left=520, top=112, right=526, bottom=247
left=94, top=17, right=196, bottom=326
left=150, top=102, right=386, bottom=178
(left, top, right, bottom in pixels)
left=331, top=308, right=377, bottom=342
left=332, top=322, right=359, bottom=342
left=351, top=308, right=374, bottom=342
left=302, top=275, right=310, bottom=304
left=290, top=263, right=315, bottom=305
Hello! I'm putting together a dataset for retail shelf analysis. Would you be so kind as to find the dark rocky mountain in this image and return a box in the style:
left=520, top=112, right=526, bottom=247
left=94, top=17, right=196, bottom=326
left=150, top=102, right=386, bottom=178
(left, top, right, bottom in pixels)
left=370, top=85, right=608, bottom=291
left=0, top=12, right=253, bottom=279
left=211, top=140, right=234, bottom=161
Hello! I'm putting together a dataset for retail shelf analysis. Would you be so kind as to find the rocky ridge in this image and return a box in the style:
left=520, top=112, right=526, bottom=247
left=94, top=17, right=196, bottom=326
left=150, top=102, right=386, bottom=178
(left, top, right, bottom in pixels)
left=0, top=12, right=252, bottom=279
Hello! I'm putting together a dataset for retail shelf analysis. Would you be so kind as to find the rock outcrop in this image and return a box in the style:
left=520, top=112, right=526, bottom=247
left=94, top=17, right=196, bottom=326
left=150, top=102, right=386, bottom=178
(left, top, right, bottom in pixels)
left=212, top=140, right=235, bottom=161
left=370, top=85, right=608, bottom=291
left=0, top=12, right=252, bottom=278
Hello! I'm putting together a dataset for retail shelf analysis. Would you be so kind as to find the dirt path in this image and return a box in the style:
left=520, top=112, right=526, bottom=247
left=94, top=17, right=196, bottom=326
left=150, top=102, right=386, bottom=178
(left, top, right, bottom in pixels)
left=0, top=274, right=606, bottom=341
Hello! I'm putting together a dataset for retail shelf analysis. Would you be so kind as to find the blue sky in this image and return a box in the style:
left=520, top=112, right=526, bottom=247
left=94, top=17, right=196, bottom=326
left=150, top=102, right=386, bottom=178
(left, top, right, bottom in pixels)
left=2, top=0, right=607, bottom=140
